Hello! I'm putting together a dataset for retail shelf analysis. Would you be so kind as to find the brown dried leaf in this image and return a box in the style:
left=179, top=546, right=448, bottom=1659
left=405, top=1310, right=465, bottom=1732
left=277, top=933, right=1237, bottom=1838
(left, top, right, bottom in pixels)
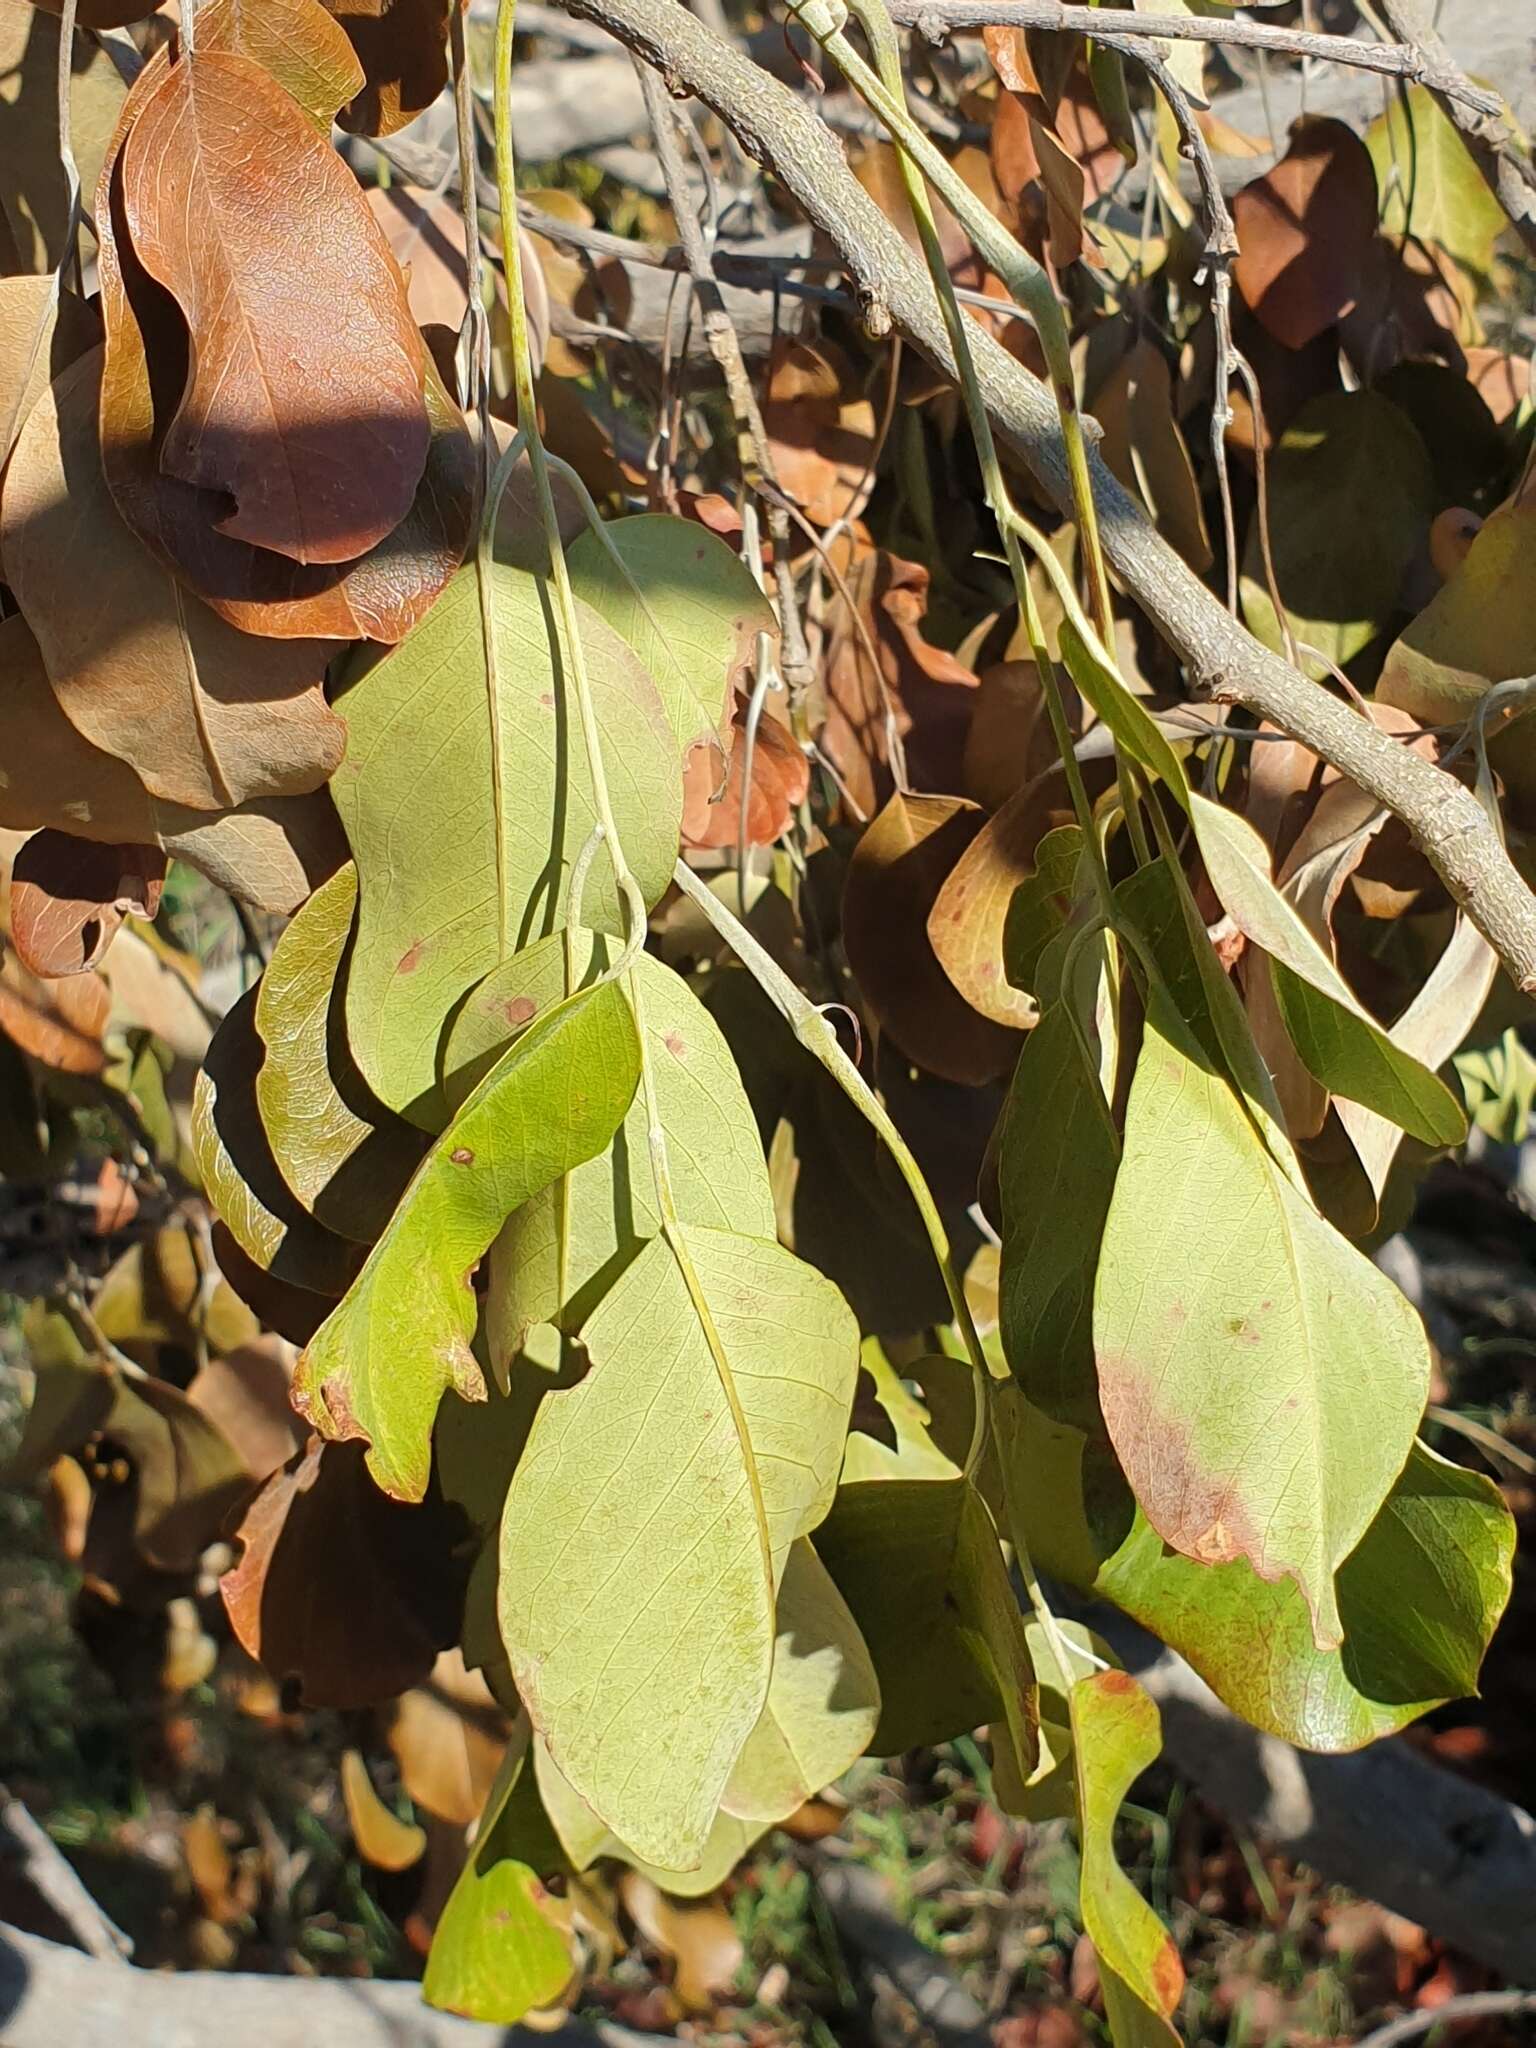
left=0, top=276, right=98, bottom=464
left=620, top=1873, right=744, bottom=2015
left=387, top=1650, right=505, bottom=1826
left=342, top=1749, right=427, bottom=1871
left=1, top=351, right=342, bottom=810
left=1093, top=337, right=1211, bottom=571
left=1465, top=346, right=1530, bottom=425
left=119, top=48, right=428, bottom=564
left=762, top=339, right=877, bottom=530
left=983, top=25, right=1040, bottom=95
left=0, top=3, right=127, bottom=271
left=929, top=785, right=1061, bottom=1030
left=187, top=1339, right=307, bottom=1486
left=0, top=950, right=110, bottom=1072
left=1233, top=118, right=1379, bottom=350
left=10, top=831, right=165, bottom=978
left=843, top=792, right=1021, bottom=1086
left=318, top=0, right=450, bottom=138
left=222, top=1437, right=461, bottom=1708
left=681, top=697, right=809, bottom=850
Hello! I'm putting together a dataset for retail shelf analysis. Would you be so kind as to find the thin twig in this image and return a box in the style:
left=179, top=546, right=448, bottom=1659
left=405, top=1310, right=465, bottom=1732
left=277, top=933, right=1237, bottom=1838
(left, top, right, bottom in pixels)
left=885, top=0, right=1502, bottom=117
left=1374, top=0, right=1536, bottom=260
left=0, top=1797, right=132, bottom=1964
left=1355, top=1991, right=1536, bottom=2048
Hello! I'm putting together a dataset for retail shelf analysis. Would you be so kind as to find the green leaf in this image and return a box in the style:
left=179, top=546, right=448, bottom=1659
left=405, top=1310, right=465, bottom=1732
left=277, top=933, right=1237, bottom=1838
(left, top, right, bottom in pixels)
left=1239, top=392, right=1433, bottom=679
left=722, top=1538, right=880, bottom=1824
left=1057, top=619, right=1190, bottom=801
left=254, top=863, right=426, bottom=1240
left=815, top=1476, right=1035, bottom=1762
left=534, top=1738, right=773, bottom=1897
left=1003, top=823, right=1085, bottom=997
left=498, top=1223, right=858, bottom=1869
left=1094, top=991, right=1430, bottom=1648
left=1366, top=84, right=1509, bottom=278
left=422, top=1743, right=574, bottom=2025
left=839, top=1342, right=962, bottom=1484
left=1190, top=793, right=1466, bottom=1146
left=567, top=513, right=775, bottom=755
left=192, top=986, right=363, bottom=1296
left=999, top=932, right=1120, bottom=1435
left=331, top=562, right=681, bottom=1126
left=1001, top=1390, right=1515, bottom=1750
left=444, top=934, right=774, bottom=1367
left=1070, top=1670, right=1183, bottom=2046
left=295, top=981, right=641, bottom=1502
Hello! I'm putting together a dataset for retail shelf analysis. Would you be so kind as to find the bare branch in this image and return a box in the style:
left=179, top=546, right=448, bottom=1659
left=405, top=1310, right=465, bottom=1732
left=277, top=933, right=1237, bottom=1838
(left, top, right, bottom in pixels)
left=883, top=0, right=1503, bottom=117
left=0, top=1797, right=131, bottom=1966
left=556, top=0, right=1536, bottom=991
left=1375, top=0, right=1536, bottom=260
left=1357, top=1992, right=1536, bottom=2048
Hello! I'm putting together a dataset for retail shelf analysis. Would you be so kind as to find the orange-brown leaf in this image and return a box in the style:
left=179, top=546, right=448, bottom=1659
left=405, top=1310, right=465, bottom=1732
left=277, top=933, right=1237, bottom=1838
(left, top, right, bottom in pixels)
left=1233, top=117, right=1379, bottom=350
left=10, top=830, right=165, bottom=978
left=0, top=949, right=110, bottom=1073
left=0, top=349, right=342, bottom=810
left=317, top=0, right=450, bottom=138
left=119, top=48, right=429, bottom=564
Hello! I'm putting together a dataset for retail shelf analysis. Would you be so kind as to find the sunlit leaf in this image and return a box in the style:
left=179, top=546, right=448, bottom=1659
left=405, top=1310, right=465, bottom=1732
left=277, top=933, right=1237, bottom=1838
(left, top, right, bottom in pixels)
left=333, top=563, right=680, bottom=1124
left=10, top=831, right=164, bottom=978
left=341, top=1748, right=427, bottom=1871
left=500, top=1224, right=857, bottom=1868
left=1232, top=117, right=1378, bottom=349
left=296, top=982, right=641, bottom=1501
left=1366, top=84, right=1508, bottom=279
left=1094, top=991, right=1431, bottom=1648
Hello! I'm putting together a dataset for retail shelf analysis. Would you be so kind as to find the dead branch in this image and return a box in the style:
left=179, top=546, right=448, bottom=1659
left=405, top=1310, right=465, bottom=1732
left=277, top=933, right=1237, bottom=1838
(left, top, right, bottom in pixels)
left=1375, top=0, right=1536, bottom=261
left=1356, top=1991, right=1536, bottom=2048
left=0, top=1800, right=131, bottom=1966
left=551, top=0, right=1536, bottom=991
left=882, top=0, right=1503, bottom=117
left=1088, top=1606, right=1536, bottom=1984
left=0, top=1922, right=656, bottom=2048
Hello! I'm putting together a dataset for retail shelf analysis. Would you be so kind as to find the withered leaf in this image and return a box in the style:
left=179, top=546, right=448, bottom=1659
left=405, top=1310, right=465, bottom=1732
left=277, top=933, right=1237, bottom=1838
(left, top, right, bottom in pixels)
left=222, top=1437, right=465, bottom=1708
left=195, top=0, right=364, bottom=132
left=318, top=0, right=450, bottom=138
left=0, top=275, right=98, bottom=466
left=1233, top=118, right=1379, bottom=351
left=0, top=3, right=127, bottom=272
left=10, top=830, right=165, bottom=978
left=843, top=792, right=1021, bottom=1086
left=119, top=49, right=429, bottom=565
left=0, top=350, right=342, bottom=811
left=0, top=614, right=346, bottom=911
left=681, top=697, right=809, bottom=850
left=0, top=950, right=110, bottom=1073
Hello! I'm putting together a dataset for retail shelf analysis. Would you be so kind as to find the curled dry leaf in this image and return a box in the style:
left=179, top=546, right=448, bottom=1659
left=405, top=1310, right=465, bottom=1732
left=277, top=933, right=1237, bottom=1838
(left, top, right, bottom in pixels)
left=10, top=830, right=166, bottom=977
left=843, top=792, right=1021, bottom=1086
left=761, top=339, right=878, bottom=529
left=119, top=49, right=427, bottom=565
left=0, top=351, right=342, bottom=811
left=1233, top=118, right=1379, bottom=351
left=681, top=698, right=809, bottom=850
left=0, top=950, right=110, bottom=1073
left=929, top=783, right=1062, bottom=1030
left=222, top=1436, right=462, bottom=1709
left=821, top=540, right=979, bottom=818
left=619, top=1873, right=744, bottom=2016
left=388, top=1650, right=506, bottom=1828
left=97, top=45, right=473, bottom=641
left=342, top=1749, right=428, bottom=1872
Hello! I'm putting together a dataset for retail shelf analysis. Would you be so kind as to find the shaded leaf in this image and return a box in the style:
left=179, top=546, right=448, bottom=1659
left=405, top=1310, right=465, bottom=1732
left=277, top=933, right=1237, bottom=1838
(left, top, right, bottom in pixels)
left=1240, top=390, right=1434, bottom=679
left=1233, top=117, right=1379, bottom=349
left=620, top=1871, right=743, bottom=2014
left=928, top=785, right=1059, bottom=1030
left=222, top=1437, right=463, bottom=1708
left=0, top=275, right=97, bottom=463
left=1091, top=336, right=1211, bottom=569
left=0, top=351, right=341, bottom=810
left=319, top=0, right=450, bottom=138
left=254, top=863, right=427, bottom=1241
left=843, top=792, right=1021, bottom=1085
left=1070, top=1671, right=1182, bottom=2045
left=0, top=4, right=125, bottom=271
left=500, top=1223, right=857, bottom=1869
left=10, top=831, right=164, bottom=978
left=1094, top=991, right=1430, bottom=1647
left=333, top=562, right=679, bottom=1124
left=721, top=1539, right=880, bottom=1825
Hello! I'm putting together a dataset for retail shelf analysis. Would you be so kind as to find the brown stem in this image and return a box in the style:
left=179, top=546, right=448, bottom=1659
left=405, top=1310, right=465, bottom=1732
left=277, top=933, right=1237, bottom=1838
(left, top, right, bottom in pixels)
left=554, top=0, right=1536, bottom=991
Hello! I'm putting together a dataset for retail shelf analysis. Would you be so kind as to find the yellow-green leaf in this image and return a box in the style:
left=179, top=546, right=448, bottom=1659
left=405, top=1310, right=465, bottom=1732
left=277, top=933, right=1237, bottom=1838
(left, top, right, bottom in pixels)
left=296, top=981, right=641, bottom=1501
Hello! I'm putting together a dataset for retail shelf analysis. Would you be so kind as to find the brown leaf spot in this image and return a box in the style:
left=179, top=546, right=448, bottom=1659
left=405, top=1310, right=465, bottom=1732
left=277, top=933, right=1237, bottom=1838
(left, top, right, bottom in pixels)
left=398, top=940, right=425, bottom=974
left=1094, top=1668, right=1135, bottom=1697
left=505, top=995, right=537, bottom=1027
left=1152, top=1935, right=1185, bottom=2014
left=450, top=1147, right=474, bottom=1166
left=663, top=1029, right=686, bottom=1058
